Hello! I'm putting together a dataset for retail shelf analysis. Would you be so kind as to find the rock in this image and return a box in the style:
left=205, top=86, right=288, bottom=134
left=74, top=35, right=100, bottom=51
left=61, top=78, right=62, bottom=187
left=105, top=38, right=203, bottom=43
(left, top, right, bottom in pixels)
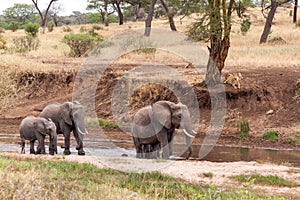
left=266, top=110, right=274, bottom=115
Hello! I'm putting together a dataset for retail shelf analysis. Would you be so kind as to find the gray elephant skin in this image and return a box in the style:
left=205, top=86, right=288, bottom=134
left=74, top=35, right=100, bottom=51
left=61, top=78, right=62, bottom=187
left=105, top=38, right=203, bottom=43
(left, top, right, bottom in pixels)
left=40, top=101, right=87, bottom=155
left=20, top=116, right=57, bottom=155
left=132, top=100, right=196, bottom=159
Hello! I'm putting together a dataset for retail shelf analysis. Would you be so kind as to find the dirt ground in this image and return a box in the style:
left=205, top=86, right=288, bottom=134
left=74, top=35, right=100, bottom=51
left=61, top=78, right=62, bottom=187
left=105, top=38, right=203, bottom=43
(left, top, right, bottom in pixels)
left=0, top=64, right=300, bottom=198
left=2, top=64, right=300, bottom=148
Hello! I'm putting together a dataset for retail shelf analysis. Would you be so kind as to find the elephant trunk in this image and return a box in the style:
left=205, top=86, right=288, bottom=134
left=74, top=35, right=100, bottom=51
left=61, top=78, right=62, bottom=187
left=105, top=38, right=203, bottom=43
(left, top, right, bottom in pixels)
left=181, top=108, right=196, bottom=159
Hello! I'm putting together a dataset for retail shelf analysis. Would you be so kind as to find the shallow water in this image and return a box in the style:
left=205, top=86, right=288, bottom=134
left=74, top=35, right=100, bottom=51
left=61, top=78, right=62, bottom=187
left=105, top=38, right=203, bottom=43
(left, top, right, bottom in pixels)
left=1, top=133, right=300, bottom=167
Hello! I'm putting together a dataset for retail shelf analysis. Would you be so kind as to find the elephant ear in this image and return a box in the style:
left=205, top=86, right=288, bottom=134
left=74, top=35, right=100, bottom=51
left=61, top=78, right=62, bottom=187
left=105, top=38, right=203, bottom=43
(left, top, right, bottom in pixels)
left=33, top=121, right=47, bottom=136
left=60, top=102, right=73, bottom=126
left=151, top=101, right=172, bottom=130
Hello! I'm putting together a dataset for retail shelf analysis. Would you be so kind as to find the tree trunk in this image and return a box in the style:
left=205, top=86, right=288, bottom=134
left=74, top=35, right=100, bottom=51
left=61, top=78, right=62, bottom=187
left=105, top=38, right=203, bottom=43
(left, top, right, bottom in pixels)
left=293, top=0, right=298, bottom=23
left=115, top=1, right=124, bottom=25
left=104, top=0, right=109, bottom=26
left=160, top=0, right=177, bottom=31
left=145, top=0, right=157, bottom=36
left=260, top=0, right=278, bottom=44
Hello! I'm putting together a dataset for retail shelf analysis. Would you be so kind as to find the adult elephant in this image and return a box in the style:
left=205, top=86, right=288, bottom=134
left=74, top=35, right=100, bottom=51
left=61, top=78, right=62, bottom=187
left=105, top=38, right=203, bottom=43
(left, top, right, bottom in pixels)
left=20, top=116, right=57, bottom=155
left=40, top=101, right=87, bottom=155
left=132, top=100, right=196, bottom=159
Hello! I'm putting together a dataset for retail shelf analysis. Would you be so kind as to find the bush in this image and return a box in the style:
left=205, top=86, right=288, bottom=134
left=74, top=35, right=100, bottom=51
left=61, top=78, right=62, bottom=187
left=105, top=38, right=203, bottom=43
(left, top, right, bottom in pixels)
left=80, top=26, right=88, bottom=32
left=62, top=26, right=72, bottom=32
left=236, top=119, right=250, bottom=139
left=0, top=35, right=6, bottom=49
left=47, top=21, right=55, bottom=32
left=92, top=24, right=103, bottom=30
left=240, top=17, right=251, bottom=35
left=9, top=21, right=19, bottom=32
left=25, top=22, right=39, bottom=37
left=62, top=33, right=102, bottom=57
left=262, top=130, right=279, bottom=142
left=13, top=35, right=40, bottom=53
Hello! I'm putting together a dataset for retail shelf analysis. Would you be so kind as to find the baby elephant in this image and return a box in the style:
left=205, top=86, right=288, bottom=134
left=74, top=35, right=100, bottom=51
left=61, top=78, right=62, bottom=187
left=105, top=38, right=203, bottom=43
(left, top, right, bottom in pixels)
left=20, top=116, right=57, bottom=155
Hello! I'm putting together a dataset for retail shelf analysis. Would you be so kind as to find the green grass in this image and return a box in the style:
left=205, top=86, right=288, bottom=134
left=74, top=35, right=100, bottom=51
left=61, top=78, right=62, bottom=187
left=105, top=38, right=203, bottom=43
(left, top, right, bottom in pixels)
left=263, top=130, right=279, bottom=142
left=86, top=118, right=119, bottom=129
left=286, top=134, right=300, bottom=146
left=0, top=156, right=288, bottom=199
left=231, top=174, right=299, bottom=188
left=236, top=119, right=250, bottom=139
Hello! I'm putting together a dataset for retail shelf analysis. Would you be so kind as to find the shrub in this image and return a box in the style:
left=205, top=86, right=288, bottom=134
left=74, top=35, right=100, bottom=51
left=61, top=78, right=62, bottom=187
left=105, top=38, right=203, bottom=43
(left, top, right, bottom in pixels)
left=62, top=33, right=101, bottom=57
left=47, top=21, right=55, bottom=32
left=80, top=26, right=88, bottom=32
left=25, top=22, right=39, bottom=37
left=62, top=26, right=72, bottom=32
left=9, top=21, right=19, bottom=32
left=13, top=35, right=40, bottom=53
left=236, top=119, right=250, bottom=139
left=0, top=35, right=6, bottom=49
left=92, top=24, right=103, bottom=30
left=240, top=17, right=251, bottom=35
left=262, top=130, right=279, bottom=142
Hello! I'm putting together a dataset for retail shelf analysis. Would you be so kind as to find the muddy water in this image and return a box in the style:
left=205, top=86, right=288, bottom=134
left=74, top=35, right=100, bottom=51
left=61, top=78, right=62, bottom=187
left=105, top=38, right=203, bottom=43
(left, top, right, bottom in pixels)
left=1, top=133, right=300, bottom=167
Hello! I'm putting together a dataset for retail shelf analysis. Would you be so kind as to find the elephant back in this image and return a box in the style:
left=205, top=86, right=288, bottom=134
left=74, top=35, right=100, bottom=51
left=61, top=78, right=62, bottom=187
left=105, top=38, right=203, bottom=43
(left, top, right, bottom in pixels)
left=133, top=106, right=151, bottom=126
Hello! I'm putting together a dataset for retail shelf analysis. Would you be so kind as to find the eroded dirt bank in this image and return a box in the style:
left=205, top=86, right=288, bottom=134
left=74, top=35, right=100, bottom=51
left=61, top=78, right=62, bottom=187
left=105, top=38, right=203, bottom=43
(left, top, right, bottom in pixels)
left=1, top=65, right=300, bottom=149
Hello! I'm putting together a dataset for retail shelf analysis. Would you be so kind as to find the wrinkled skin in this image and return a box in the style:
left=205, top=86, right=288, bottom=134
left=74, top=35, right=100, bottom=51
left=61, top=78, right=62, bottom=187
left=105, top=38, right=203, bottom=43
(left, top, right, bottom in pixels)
left=20, top=116, right=57, bottom=155
left=132, top=101, right=196, bottom=159
left=40, top=101, right=87, bottom=155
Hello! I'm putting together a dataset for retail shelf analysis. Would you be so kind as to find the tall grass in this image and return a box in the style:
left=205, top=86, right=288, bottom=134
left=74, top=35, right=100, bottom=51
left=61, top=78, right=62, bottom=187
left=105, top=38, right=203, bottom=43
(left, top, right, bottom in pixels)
left=0, top=156, right=286, bottom=199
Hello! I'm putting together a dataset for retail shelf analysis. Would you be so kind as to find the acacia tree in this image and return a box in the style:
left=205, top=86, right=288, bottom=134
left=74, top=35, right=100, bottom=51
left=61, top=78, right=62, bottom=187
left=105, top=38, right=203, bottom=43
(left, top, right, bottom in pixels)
left=260, top=0, right=291, bottom=44
left=205, top=0, right=235, bottom=85
left=31, top=0, right=58, bottom=33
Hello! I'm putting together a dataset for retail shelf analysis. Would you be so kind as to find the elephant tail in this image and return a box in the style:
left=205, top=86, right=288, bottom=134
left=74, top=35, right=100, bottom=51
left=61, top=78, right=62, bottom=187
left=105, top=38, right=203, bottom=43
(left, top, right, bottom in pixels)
left=20, top=138, right=25, bottom=154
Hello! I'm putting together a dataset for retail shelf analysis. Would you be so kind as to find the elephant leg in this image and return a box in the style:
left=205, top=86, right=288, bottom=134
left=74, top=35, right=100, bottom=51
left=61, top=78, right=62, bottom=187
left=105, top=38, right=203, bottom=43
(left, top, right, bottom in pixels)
left=151, top=143, right=160, bottom=159
left=143, top=144, right=151, bottom=159
left=168, top=131, right=175, bottom=157
left=157, top=130, right=169, bottom=159
left=73, top=130, right=85, bottom=156
left=36, top=136, right=46, bottom=154
left=133, top=137, right=143, bottom=158
left=62, top=132, right=71, bottom=155
left=20, top=139, right=25, bottom=154
left=29, top=140, right=36, bottom=154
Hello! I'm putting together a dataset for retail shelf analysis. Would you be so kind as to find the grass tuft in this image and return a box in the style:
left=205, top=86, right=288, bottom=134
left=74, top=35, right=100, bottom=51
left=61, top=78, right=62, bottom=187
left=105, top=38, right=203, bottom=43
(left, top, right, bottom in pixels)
left=231, top=174, right=299, bottom=188
left=263, top=130, right=279, bottom=142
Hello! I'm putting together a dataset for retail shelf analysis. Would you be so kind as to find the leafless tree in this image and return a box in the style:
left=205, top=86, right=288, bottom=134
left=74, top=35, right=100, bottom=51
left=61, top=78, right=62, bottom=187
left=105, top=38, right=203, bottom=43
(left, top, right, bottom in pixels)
left=32, top=0, right=58, bottom=33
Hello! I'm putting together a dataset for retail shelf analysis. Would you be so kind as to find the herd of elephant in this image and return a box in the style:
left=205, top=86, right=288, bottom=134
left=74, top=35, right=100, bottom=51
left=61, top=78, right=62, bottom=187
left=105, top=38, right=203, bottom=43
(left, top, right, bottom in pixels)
left=20, top=100, right=196, bottom=159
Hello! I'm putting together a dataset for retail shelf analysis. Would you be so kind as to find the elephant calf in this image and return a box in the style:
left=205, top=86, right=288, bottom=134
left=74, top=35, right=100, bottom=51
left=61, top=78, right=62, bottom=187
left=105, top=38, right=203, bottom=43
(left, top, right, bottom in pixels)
left=20, top=116, right=57, bottom=155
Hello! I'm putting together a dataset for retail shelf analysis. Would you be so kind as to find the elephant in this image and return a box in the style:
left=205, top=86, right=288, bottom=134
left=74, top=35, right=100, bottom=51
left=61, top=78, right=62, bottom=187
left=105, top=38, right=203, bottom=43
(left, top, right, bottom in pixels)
left=20, top=116, right=57, bottom=155
left=40, top=101, right=87, bottom=155
left=132, top=100, right=196, bottom=159
left=142, top=143, right=160, bottom=159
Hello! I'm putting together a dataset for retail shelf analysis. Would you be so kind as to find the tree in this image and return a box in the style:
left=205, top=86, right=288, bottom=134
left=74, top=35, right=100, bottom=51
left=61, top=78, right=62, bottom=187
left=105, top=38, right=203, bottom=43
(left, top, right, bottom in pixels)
left=160, top=0, right=177, bottom=31
left=260, top=0, right=291, bottom=44
left=31, top=0, right=58, bottom=33
left=2, top=3, right=37, bottom=28
left=47, top=2, right=64, bottom=26
left=88, top=0, right=114, bottom=26
left=293, top=0, right=298, bottom=23
left=144, top=0, right=157, bottom=36
left=205, top=0, right=235, bottom=85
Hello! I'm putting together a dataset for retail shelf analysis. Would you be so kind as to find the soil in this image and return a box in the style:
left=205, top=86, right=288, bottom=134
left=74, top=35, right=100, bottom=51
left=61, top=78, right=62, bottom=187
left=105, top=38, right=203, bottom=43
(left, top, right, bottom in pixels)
left=0, top=64, right=300, bottom=198
left=2, top=64, right=300, bottom=148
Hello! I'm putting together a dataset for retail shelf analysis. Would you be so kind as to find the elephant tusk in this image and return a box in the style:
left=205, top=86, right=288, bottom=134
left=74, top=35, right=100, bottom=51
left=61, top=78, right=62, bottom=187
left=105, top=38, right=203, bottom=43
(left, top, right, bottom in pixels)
left=184, top=129, right=195, bottom=138
left=77, top=127, right=86, bottom=135
left=192, top=130, right=197, bottom=135
left=85, top=129, right=89, bottom=134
